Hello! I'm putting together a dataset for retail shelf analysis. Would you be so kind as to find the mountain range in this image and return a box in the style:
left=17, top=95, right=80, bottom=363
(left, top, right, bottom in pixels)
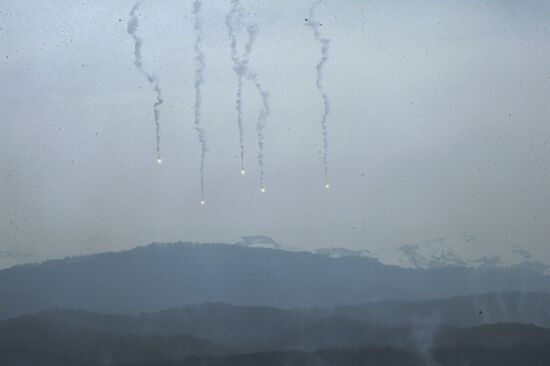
left=0, top=241, right=549, bottom=319
left=4, top=235, right=547, bottom=274
left=1, top=241, right=550, bottom=365
left=314, top=235, right=550, bottom=274
left=366, top=235, right=550, bottom=273
left=3, top=303, right=550, bottom=366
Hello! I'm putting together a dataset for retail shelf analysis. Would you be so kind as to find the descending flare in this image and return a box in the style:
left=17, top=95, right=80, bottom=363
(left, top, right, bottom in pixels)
left=306, top=0, right=331, bottom=188
left=226, top=0, right=255, bottom=174
left=127, top=1, right=164, bottom=163
left=247, top=69, right=270, bottom=193
left=226, top=2, right=271, bottom=189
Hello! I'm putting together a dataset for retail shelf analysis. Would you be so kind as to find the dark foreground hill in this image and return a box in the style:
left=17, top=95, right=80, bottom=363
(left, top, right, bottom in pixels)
left=2, top=307, right=550, bottom=366
left=8, top=296, right=550, bottom=351
left=309, top=291, right=550, bottom=327
left=2, top=306, right=410, bottom=352
left=0, top=316, right=229, bottom=366
left=117, top=345, right=550, bottom=366
left=0, top=242, right=548, bottom=318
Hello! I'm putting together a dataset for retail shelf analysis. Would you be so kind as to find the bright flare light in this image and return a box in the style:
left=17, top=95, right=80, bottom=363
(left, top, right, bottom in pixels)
left=157, top=158, right=162, bottom=164
left=260, top=187, right=266, bottom=193
left=325, top=183, right=330, bottom=189
left=241, top=169, right=246, bottom=175
left=200, top=200, right=205, bottom=205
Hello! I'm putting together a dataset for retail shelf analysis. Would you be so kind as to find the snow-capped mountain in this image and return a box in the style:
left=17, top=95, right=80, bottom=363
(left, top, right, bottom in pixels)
left=316, top=235, right=550, bottom=274
left=371, top=235, right=550, bottom=273
left=236, top=235, right=282, bottom=250
left=0, top=250, right=41, bottom=270
left=315, top=247, right=373, bottom=258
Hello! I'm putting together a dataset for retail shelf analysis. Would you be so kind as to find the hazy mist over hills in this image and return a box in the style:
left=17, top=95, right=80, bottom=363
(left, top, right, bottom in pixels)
left=0, top=242, right=549, bottom=365
left=1, top=242, right=549, bottom=319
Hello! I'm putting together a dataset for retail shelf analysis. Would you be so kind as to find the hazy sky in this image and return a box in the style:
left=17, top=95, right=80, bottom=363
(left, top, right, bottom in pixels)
left=1, top=0, right=549, bottom=258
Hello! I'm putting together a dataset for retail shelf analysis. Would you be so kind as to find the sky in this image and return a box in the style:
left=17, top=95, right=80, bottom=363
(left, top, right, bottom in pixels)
left=1, top=0, right=549, bottom=259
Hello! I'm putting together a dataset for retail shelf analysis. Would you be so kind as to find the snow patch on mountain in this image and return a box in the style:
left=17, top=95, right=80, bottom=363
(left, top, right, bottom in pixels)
left=315, top=235, right=549, bottom=274
left=369, top=235, right=550, bottom=274
left=315, top=247, right=373, bottom=258
left=236, top=236, right=282, bottom=250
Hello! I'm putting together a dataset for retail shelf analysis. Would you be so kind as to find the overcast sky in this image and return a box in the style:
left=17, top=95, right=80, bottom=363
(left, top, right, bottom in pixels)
left=1, top=0, right=549, bottom=258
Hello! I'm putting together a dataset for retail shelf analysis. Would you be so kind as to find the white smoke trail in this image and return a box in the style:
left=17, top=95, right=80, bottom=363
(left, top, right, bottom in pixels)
left=243, top=25, right=270, bottom=191
left=226, top=3, right=270, bottom=191
left=226, top=0, right=257, bottom=175
left=226, top=0, right=245, bottom=173
left=127, top=1, right=164, bottom=163
left=193, top=0, right=207, bottom=204
left=248, top=70, right=270, bottom=191
left=306, top=0, right=331, bottom=188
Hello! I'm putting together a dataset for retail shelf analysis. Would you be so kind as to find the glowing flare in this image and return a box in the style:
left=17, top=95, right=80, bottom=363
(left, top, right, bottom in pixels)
left=241, top=169, right=246, bottom=175
left=260, top=187, right=266, bottom=193
left=128, top=2, right=164, bottom=165
left=325, top=183, right=330, bottom=189
left=157, top=158, right=162, bottom=164
left=200, top=200, right=205, bottom=205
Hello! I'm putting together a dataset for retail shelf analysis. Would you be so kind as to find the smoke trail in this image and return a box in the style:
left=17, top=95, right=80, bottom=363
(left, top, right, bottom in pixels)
left=244, top=25, right=270, bottom=191
left=247, top=72, right=270, bottom=191
left=226, top=1, right=245, bottom=173
left=226, top=2, right=270, bottom=190
left=127, top=1, right=164, bottom=163
left=306, top=0, right=331, bottom=188
left=193, top=0, right=207, bottom=204
left=226, top=0, right=257, bottom=174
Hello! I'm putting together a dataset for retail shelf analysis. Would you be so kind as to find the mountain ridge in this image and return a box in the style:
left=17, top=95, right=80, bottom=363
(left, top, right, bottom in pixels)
left=0, top=241, right=548, bottom=319
left=315, top=235, right=550, bottom=274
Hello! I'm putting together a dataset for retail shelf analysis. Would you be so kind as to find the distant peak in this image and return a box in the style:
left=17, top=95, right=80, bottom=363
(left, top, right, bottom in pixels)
left=315, top=247, right=372, bottom=259
left=237, top=235, right=281, bottom=249
left=371, top=235, right=550, bottom=274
